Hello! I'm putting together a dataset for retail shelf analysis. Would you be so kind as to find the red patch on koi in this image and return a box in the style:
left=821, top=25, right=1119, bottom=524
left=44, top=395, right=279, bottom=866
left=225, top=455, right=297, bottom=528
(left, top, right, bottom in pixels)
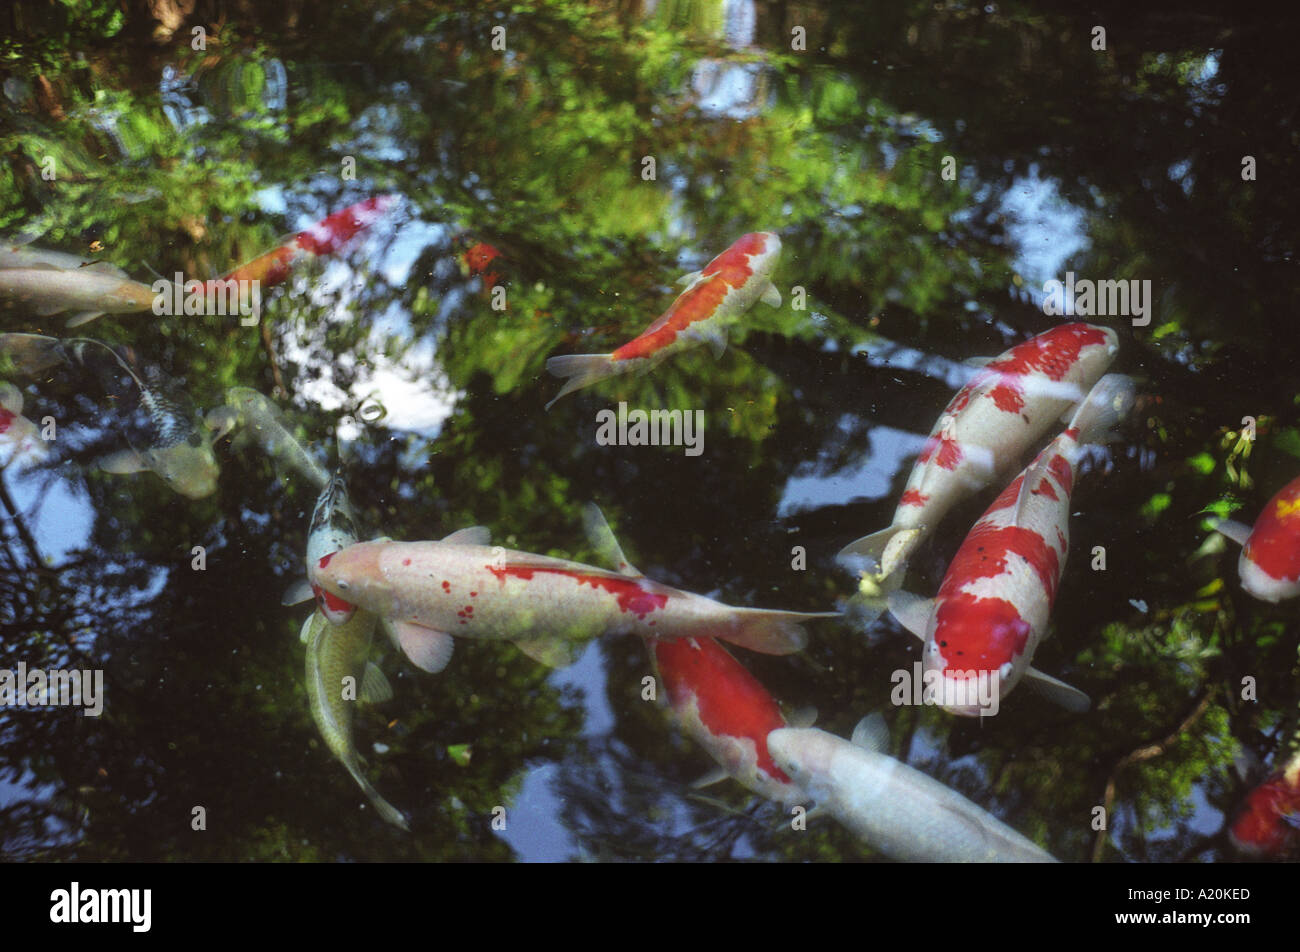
left=0, top=408, right=13, bottom=434
left=295, top=197, right=392, bottom=256
left=900, top=489, right=929, bottom=507
left=487, top=564, right=668, bottom=617
left=653, top=635, right=791, bottom=784
left=933, top=594, right=1032, bottom=672
left=942, top=522, right=1062, bottom=603
left=918, top=434, right=963, bottom=470
left=441, top=580, right=451, bottom=592
left=1242, top=477, right=1300, bottom=582
left=1048, top=455, right=1074, bottom=494
left=318, top=553, right=334, bottom=569
left=1230, top=773, right=1300, bottom=855
left=1034, top=478, right=1059, bottom=501
left=312, top=582, right=355, bottom=616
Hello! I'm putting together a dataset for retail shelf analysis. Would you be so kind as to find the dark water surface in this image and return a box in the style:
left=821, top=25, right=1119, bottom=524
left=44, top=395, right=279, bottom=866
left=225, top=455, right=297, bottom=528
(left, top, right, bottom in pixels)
left=1, top=0, right=1298, bottom=863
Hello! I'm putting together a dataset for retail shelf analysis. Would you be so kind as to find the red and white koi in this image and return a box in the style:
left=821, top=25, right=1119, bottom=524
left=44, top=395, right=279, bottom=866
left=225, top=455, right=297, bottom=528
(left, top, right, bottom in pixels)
left=313, top=505, right=833, bottom=673
left=544, top=232, right=783, bottom=409
left=0, top=382, right=50, bottom=469
left=1229, top=748, right=1300, bottom=858
left=838, top=322, right=1120, bottom=588
left=649, top=634, right=807, bottom=804
left=887, top=374, right=1136, bottom=716
left=1213, top=475, right=1300, bottom=603
left=217, top=195, right=396, bottom=289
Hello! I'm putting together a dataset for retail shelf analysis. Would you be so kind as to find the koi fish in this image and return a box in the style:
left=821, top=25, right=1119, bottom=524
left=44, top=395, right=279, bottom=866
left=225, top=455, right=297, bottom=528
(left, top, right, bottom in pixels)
left=886, top=374, right=1136, bottom=716
left=544, top=232, right=783, bottom=409
left=649, top=634, right=808, bottom=804
left=1229, top=749, right=1300, bottom=858
left=207, top=387, right=329, bottom=491
left=0, top=265, right=155, bottom=328
left=62, top=338, right=222, bottom=499
left=1213, top=475, right=1300, bottom=603
left=220, top=195, right=396, bottom=288
left=837, top=323, right=1120, bottom=588
left=767, top=716, right=1058, bottom=862
left=0, top=381, right=50, bottom=469
left=300, top=608, right=410, bottom=831
left=314, top=505, right=834, bottom=672
left=459, top=241, right=502, bottom=290
left=284, top=471, right=364, bottom=625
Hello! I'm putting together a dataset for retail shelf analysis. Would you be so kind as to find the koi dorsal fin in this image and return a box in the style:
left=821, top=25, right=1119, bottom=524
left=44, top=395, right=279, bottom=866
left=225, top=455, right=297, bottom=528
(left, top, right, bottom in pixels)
left=581, top=503, right=642, bottom=577
left=440, top=526, right=491, bottom=546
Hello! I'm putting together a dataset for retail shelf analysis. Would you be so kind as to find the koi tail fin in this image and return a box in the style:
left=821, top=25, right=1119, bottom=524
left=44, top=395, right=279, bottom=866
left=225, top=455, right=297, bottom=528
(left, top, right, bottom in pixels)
left=1068, top=373, right=1136, bottom=447
left=544, top=353, right=622, bottom=410
left=718, top=607, right=840, bottom=656
left=341, top=755, right=411, bottom=832
left=835, top=525, right=922, bottom=584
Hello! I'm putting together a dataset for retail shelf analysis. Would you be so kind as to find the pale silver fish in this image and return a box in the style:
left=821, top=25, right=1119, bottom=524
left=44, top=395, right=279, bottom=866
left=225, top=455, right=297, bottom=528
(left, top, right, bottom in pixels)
left=767, top=717, right=1058, bottom=862
left=0, top=265, right=156, bottom=327
left=300, top=608, right=410, bottom=831
left=207, top=387, right=329, bottom=491
left=64, top=339, right=221, bottom=499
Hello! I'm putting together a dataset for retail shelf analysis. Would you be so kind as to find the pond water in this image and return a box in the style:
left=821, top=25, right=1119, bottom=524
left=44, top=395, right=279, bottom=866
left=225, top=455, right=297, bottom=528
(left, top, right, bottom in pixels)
left=0, top=0, right=1297, bottom=863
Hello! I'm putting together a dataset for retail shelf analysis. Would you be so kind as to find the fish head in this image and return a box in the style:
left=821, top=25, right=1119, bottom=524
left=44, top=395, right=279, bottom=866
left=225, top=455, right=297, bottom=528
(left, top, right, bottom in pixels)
left=107, top=279, right=159, bottom=314
left=313, top=542, right=397, bottom=618
left=766, top=727, right=845, bottom=804
left=924, top=597, right=1031, bottom=717
left=1061, top=322, right=1120, bottom=382
left=306, top=473, right=361, bottom=623
left=145, top=438, right=220, bottom=499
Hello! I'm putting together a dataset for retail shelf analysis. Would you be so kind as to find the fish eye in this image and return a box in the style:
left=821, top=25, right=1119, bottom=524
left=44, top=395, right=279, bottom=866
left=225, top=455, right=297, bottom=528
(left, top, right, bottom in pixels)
left=336, top=579, right=349, bottom=591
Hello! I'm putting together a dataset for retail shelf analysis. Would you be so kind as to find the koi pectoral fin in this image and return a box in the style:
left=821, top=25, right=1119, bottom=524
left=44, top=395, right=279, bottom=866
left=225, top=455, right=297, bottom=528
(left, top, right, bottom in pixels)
left=99, top=449, right=149, bottom=474
left=513, top=637, right=580, bottom=669
left=885, top=590, right=934, bottom=641
left=383, top=619, right=455, bottom=673
left=760, top=283, right=781, bottom=308
left=1211, top=519, right=1252, bottom=548
left=282, top=578, right=315, bottom=607
left=65, top=311, right=106, bottom=328
left=1023, top=667, right=1090, bottom=713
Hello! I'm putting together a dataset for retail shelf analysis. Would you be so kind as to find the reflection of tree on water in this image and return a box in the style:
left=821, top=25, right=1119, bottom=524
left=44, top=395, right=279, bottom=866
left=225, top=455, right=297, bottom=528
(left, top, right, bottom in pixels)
left=0, top=0, right=1295, bottom=860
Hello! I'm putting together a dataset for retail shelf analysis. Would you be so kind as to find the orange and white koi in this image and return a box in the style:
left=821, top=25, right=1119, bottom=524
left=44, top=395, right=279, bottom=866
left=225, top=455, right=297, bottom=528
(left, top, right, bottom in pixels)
left=1213, top=475, right=1300, bottom=603
left=313, top=505, right=833, bottom=673
left=887, top=374, right=1135, bottom=716
left=544, top=232, right=783, bottom=409
left=649, top=634, right=807, bottom=804
left=838, top=323, right=1120, bottom=588
left=217, top=195, right=396, bottom=289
